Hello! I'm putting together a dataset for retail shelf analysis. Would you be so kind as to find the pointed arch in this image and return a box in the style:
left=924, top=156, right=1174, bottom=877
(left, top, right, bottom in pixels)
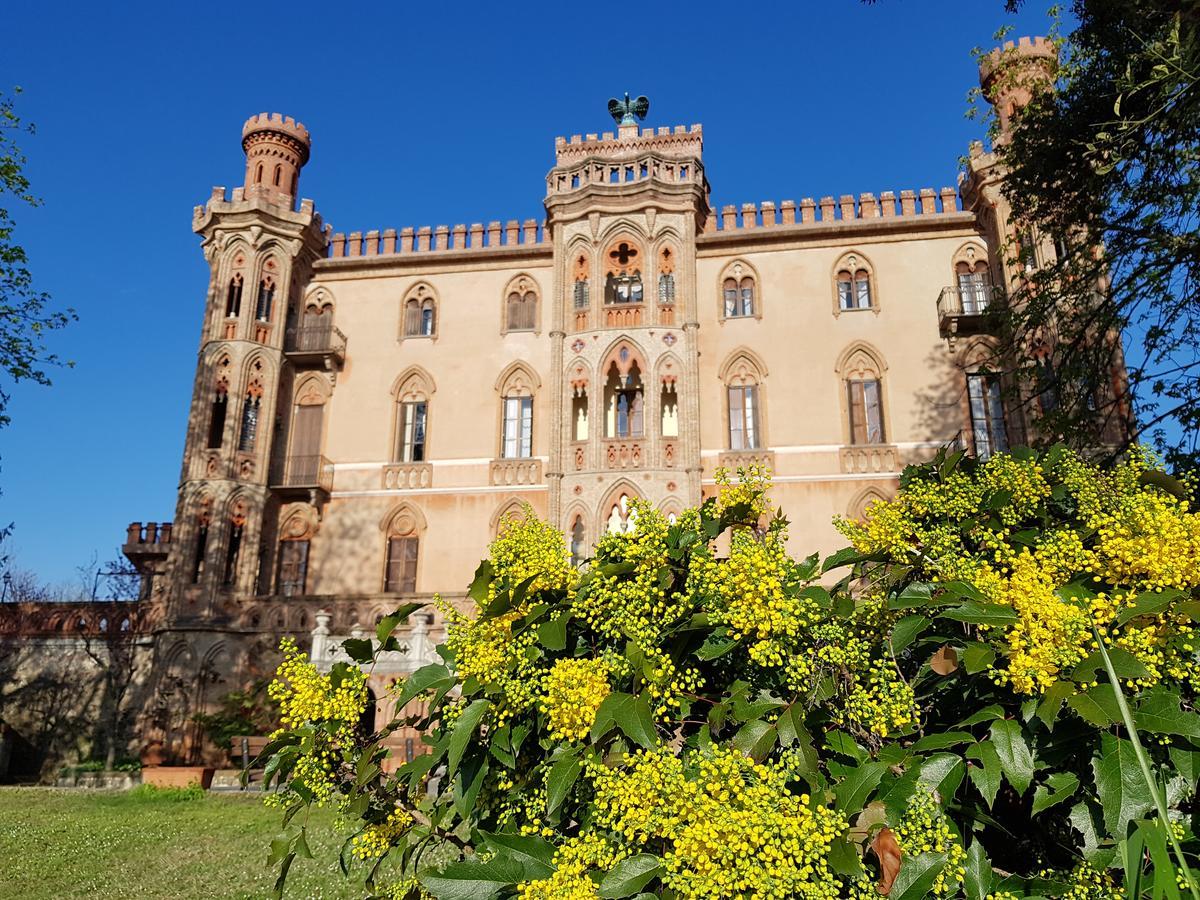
left=501, top=273, right=541, bottom=334
left=599, top=336, right=647, bottom=376
left=391, top=365, right=436, bottom=401
left=303, top=285, right=336, bottom=317
left=720, top=348, right=768, bottom=451
left=601, top=341, right=646, bottom=439
left=599, top=479, right=644, bottom=535
left=717, top=258, right=761, bottom=320
left=391, top=366, right=434, bottom=463
left=836, top=341, right=890, bottom=446
left=951, top=241, right=994, bottom=314
left=490, top=498, right=530, bottom=537
left=279, top=503, right=320, bottom=541
left=494, top=361, right=541, bottom=396
left=601, top=233, right=646, bottom=309
left=848, top=487, right=891, bottom=522
left=380, top=502, right=425, bottom=594
left=294, top=372, right=331, bottom=407
left=567, top=241, right=593, bottom=325
left=401, top=281, right=438, bottom=338
left=656, top=351, right=683, bottom=442
left=718, top=347, right=769, bottom=384
left=832, top=248, right=878, bottom=315
left=563, top=501, right=591, bottom=567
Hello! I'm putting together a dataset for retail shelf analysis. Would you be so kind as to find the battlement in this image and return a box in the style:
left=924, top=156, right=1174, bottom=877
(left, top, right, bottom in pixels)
left=554, top=124, right=703, bottom=165
left=701, top=187, right=964, bottom=234
left=242, top=112, right=311, bottom=146
left=327, top=218, right=550, bottom=259
left=979, top=35, right=1057, bottom=87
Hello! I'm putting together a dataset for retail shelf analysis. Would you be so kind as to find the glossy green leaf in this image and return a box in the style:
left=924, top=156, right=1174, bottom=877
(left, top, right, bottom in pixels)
left=831, top=760, right=887, bottom=813
left=1032, top=772, right=1080, bottom=816
left=962, top=642, right=997, bottom=674
left=963, top=840, right=994, bottom=900
left=1067, top=685, right=1119, bottom=726
left=733, top=719, right=776, bottom=761
left=939, top=602, right=1018, bottom=626
left=989, top=720, right=1035, bottom=794
left=419, top=856, right=527, bottom=900
left=1135, top=686, right=1200, bottom=738
left=1072, top=646, right=1150, bottom=681
left=546, top=751, right=581, bottom=817
left=537, top=615, right=568, bottom=651
left=890, top=850, right=948, bottom=900
left=1094, top=734, right=1153, bottom=839
left=966, top=740, right=1002, bottom=808
left=891, top=615, right=931, bottom=653
left=597, top=854, right=664, bottom=898
left=341, top=637, right=374, bottom=664
left=1116, top=588, right=1183, bottom=625
left=447, top=698, right=491, bottom=780
left=479, top=832, right=555, bottom=877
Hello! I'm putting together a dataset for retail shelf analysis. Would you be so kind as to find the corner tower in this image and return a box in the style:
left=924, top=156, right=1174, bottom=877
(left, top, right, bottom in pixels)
left=544, top=105, right=710, bottom=546
left=163, top=113, right=327, bottom=631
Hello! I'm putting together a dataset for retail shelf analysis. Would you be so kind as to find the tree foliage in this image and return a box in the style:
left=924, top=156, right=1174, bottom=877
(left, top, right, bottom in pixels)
left=983, top=2, right=1199, bottom=466
left=0, top=87, right=75, bottom=428
left=258, top=452, right=1200, bottom=898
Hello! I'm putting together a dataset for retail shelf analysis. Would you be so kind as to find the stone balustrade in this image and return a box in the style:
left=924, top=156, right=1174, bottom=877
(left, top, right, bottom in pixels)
left=382, top=462, right=433, bottom=490
left=489, top=458, right=543, bottom=486
left=840, top=444, right=900, bottom=474
left=605, top=441, right=645, bottom=469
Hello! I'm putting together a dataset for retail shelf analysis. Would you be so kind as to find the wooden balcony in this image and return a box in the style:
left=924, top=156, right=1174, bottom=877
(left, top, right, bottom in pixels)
left=284, top=325, right=347, bottom=367
left=937, top=285, right=1003, bottom=346
left=489, top=458, right=542, bottom=486
left=270, top=455, right=333, bottom=499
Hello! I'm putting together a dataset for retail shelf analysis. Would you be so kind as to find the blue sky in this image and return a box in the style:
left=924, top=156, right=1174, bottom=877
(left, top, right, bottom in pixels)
left=1, top=1, right=1056, bottom=584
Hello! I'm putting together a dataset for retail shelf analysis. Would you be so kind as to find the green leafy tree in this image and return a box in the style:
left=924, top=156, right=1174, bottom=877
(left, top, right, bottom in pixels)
left=256, top=452, right=1200, bottom=899
left=0, top=87, right=75, bottom=428
left=983, top=2, right=1197, bottom=465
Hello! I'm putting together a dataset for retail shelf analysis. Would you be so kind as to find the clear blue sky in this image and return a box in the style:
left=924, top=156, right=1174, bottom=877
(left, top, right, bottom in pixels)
left=1, top=1, right=1056, bottom=585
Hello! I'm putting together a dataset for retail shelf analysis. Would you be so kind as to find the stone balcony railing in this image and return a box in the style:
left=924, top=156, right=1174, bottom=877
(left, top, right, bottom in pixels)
left=718, top=449, right=776, bottom=471
left=383, top=462, right=433, bottom=490
left=605, top=440, right=645, bottom=469
left=605, top=304, right=643, bottom=327
left=840, top=444, right=900, bottom=474
left=489, top=458, right=542, bottom=486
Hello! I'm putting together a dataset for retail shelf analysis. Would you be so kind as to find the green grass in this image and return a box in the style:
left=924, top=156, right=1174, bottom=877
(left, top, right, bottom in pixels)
left=0, top=787, right=374, bottom=899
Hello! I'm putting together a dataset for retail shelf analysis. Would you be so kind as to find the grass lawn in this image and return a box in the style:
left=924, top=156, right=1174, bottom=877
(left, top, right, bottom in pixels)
left=0, top=787, right=380, bottom=899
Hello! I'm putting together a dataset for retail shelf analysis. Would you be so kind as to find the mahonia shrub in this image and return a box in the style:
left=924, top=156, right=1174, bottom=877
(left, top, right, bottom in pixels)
left=257, top=449, right=1200, bottom=899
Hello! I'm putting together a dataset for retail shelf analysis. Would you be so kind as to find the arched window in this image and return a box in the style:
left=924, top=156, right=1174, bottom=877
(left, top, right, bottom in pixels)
left=222, top=519, right=244, bottom=587
left=191, top=500, right=212, bottom=585
left=255, top=277, right=276, bottom=322
left=383, top=507, right=422, bottom=593
left=569, top=516, right=586, bottom=566
left=503, top=275, right=540, bottom=333
left=837, top=344, right=887, bottom=445
left=402, top=284, right=437, bottom=338
left=225, top=274, right=243, bottom=317
left=604, top=240, right=644, bottom=305
left=277, top=539, right=309, bottom=596
left=719, top=261, right=758, bottom=318
left=661, top=380, right=678, bottom=437
left=572, top=386, right=589, bottom=442
left=721, top=351, right=767, bottom=450
left=606, top=493, right=638, bottom=534
left=968, top=371, right=1009, bottom=460
left=835, top=252, right=874, bottom=311
left=572, top=252, right=590, bottom=310
left=273, top=165, right=282, bottom=187
left=238, top=391, right=261, bottom=452
left=255, top=163, right=263, bottom=184
left=393, top=368, right=433, bottom=462
left=497, top=363, right=538, bottom=459
left=953, top=244, right=993, bottom=314
left=604, top=353, right=644, bottom=439
left=207, top=383, right=228, bottom=449
left=657, top=245, right=677, bottom=304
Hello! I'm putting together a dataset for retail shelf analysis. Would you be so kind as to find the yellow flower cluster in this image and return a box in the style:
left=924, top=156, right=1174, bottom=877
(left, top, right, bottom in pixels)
left=518, top=832, right=627, bottom=900
left=837, top=447, right=1200, bottom=697
left=350, top=807, right=414, bottom=860
left=714, top=463, right=773, bottom=523
left=490, top=509, right=580, bottom=600
left=442, top=604, right=539, bottom=724
left=266, top=639, right=369, bottom=806
left=1056, top=862, right=1126, bottom=899
left=590, top=746, right=846, bottom=900
left=540, top=658, right=611, bottom=741
left=892, top=788, right=966, bottom=897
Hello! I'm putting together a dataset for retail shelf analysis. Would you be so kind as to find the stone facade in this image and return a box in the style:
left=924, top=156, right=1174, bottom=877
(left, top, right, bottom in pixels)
left=1, top=36, right=1090, bottom=772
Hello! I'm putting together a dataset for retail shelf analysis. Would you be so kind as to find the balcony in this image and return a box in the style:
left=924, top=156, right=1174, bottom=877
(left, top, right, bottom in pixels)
left=604, top=440, right=645, bottom=469
left=284, top=325, right=347, bottom=367
left=937, top=285, right=1003, bottom=345
left=270, top=455, right=333, bottom=499
left=382, top=462, right=432, bottom=490
left=122, top=521, right=172, bottom=574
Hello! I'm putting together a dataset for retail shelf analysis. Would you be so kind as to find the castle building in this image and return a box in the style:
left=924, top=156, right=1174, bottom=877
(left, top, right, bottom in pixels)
left=102, top=36, right=1075, bottom=762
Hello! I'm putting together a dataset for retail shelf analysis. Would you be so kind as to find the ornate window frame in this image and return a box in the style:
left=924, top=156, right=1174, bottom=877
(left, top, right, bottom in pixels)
left=717, top=259, right=762, bottom=322
left=400, top=281, right=438, bottom=341
left=718, top=348, right=769, bottom=449
left=501, top=273, right=541, bottom=335
left=834, top=342, right=890, bottom=446
left=831, top=250, right=880, bottom=317
left=494, top=361, right=541, bottom=459
left=379, top=502, right=426, bottom=594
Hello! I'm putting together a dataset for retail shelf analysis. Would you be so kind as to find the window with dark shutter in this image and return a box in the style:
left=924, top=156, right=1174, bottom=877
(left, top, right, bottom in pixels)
left=277, top=540, right=310, bottom=596
left=385, top=536, right=418, bottom=593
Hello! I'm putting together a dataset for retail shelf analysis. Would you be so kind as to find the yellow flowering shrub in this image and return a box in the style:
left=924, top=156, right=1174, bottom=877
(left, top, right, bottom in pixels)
left=258, top=447, right=1200, bottom=898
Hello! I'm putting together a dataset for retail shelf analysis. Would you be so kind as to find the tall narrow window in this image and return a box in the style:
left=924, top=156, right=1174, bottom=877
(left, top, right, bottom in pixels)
left=222, top=522, right=243, bottom=586
left=225, top=275, right=243, bottom=317
left=191, top=523, right=208, bottom=584
left=727, top=385, right=760, bottom=450
left=572, top=390, right=589, bottom=442
left=273, top=165, right=282, bottom=187
left=570, top=517, right=586, bottom=567
left=255, top=279, right=275, bottom=321
left=506, top=291, right=537, bottom=331
left=846, top=379, right=885, bottom=444
left=207, top=390, right=228, bottom=449
left=658, top=273, right=675, bottom=304
left=1018, top=229, right=1038, bottom=272
left=277, top=539, right=309, bottom=596
left=573, top=280, right=589, bottom=309
left=1036, top=358, right=1059, bottom=414
left=384, top=536, right=419, bottom=593
left=660, top=382, right=678, bottom=437
left=604, top=241, right=643, bottom=304
left=421, top=300, right=435, bottom=335
left=238, top=394, right=260, bottom=452
left=501, top=396, right=533, bottom=458
left=723, top=277, right=756, bottom=317
left=396, top=400, right=428, bottom=462
left=968, top=374, right=1009, bottom=460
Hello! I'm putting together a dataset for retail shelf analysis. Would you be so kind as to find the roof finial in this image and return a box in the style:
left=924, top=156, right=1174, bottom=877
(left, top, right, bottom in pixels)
left=607, top=93, right=649, bottom=126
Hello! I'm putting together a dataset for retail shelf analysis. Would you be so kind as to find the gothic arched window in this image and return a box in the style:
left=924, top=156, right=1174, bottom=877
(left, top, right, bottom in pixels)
left=402, top=284, right=437, bottom=338
left=604, top=353, right=645, bottom=439
left=719, top=261, right=758, bottom=319
left=835, top=252, right=874, bottom=312
left=225, top=274, right=243, bottom=317
left=255, top=277, right=276, bottom=321
left=837, top=344, right=888, bottom=445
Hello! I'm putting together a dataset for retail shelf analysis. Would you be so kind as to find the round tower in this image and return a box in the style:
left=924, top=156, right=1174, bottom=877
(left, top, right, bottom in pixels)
left=979, top=36, right=1057, bottom=141
left=241, top=112, right=311, bottom=208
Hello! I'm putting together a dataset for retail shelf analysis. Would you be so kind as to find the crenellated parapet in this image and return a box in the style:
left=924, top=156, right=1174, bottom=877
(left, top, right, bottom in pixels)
left=701, top=187, right=964, bottom=234
left=553, top=124, right=703, bottom=164
left=327, top=218, right=549, bottom=259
